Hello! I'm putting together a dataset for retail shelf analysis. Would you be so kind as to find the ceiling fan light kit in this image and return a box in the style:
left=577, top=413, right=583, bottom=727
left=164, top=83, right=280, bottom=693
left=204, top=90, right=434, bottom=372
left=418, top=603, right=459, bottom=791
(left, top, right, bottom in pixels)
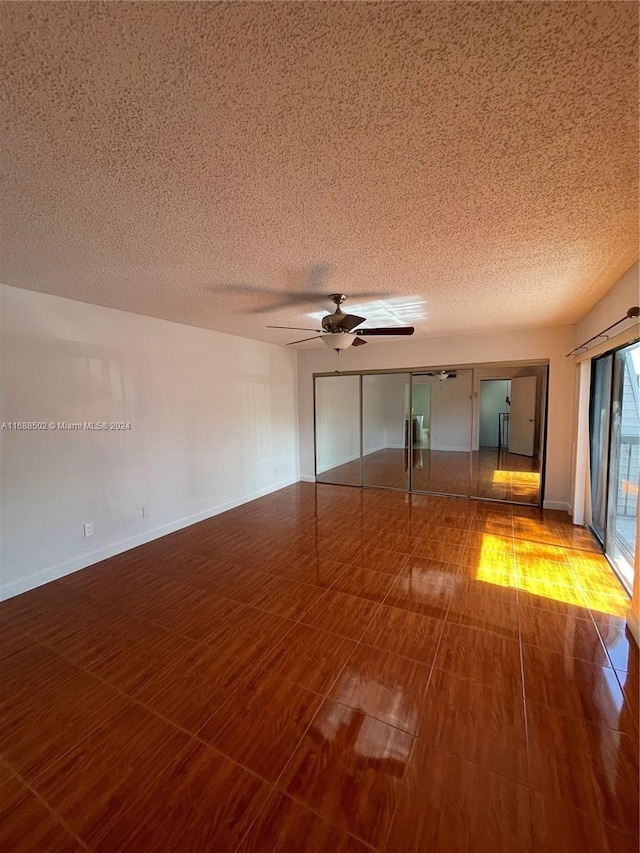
left=321, top=333, right=355, bottom=350
left=267, top=293, right=415, bottom=353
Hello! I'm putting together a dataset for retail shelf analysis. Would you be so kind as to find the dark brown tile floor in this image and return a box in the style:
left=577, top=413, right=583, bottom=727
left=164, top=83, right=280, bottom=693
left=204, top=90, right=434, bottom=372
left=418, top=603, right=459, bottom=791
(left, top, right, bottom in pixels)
left=0, top=482, right=637, bottom=851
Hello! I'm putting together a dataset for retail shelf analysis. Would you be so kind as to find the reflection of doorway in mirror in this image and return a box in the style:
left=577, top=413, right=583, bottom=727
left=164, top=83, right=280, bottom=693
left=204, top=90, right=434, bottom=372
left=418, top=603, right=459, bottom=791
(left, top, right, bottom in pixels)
left=509, top=375, right=537, bottom=457
left=479, top=379, right=510, bottom=448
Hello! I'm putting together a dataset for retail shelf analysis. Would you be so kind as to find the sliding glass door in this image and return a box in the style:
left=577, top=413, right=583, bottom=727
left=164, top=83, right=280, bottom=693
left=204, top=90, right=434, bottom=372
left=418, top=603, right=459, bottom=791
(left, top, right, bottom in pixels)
left=589, top=342, right=640, bottom=593
left=589, top=354, right=613, bottom=542
left=606, top=343, right=640, bottom=591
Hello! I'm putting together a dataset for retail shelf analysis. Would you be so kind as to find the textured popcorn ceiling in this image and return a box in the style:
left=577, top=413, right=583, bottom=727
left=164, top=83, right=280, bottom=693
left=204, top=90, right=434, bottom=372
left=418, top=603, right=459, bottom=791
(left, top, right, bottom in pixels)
left=1, top=1, right=638, bottom=345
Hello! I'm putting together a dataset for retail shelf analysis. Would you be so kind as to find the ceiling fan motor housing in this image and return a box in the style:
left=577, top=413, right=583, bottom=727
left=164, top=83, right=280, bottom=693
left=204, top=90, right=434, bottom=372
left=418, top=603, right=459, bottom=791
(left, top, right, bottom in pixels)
left=322, top=313, right=349, bottom=332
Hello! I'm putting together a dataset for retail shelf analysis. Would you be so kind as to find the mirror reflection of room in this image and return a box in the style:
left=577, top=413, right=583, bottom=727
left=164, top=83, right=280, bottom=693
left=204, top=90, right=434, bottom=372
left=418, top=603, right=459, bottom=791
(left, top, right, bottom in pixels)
left=361, top=373, right=411, bottom=490
left=314, top=363, right=546, bottom=505
left=473, top=369, right=544, bottom=504
left=315, top=374, right=361, bottom=486
left=411, top=370, right=473, bottom=496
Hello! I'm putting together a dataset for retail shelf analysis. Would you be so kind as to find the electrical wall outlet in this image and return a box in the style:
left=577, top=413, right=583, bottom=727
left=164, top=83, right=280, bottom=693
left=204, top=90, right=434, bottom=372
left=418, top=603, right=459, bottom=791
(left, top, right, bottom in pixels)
left=83, top=522, right=94, bottom=538
left=142, top=506, right=150, bottom=518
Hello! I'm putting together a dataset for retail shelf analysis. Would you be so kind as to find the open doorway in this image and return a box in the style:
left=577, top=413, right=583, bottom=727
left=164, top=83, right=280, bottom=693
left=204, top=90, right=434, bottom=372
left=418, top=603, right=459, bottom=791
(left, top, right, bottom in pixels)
left=475, top=371, right=544, bottom=502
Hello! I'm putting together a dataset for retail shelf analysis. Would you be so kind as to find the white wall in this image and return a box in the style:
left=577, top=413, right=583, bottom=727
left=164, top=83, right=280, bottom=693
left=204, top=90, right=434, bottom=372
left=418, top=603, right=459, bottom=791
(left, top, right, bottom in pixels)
left=315, top=374, right=360, bottom=472
left=297, top=325, right=575, bottom=510
left=0, top=284, right=300, bottom=600
left=426, top=371, right=473, bottom=452
left=575, top=261, right=639, bottom=347
left=362, top=374, right=386, bottom=454
left=362, top=373, right=409, bottom=453
left=380, top=373, right=407, bottom=448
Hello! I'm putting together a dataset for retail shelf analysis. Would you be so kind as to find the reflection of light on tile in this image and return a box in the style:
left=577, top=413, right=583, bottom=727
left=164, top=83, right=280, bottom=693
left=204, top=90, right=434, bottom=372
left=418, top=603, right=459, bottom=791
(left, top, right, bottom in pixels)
left=396, top=571, right=457, bottom=594
left=601, top=666, right=624, bottom=715
left=355, top=714, right=412, bottom=763
left=474, top=533, right=627, bottom=616
left=615, top=668, right=633, bottom=694
left=312, top=696, right=412, bottom=762
left=334, top=675, right=418, bottom=736
left=492, top=470, right=540, bottom=485
left=314, top=697, right=353, bottom=742
left=307, top=296, right=427, bottom=326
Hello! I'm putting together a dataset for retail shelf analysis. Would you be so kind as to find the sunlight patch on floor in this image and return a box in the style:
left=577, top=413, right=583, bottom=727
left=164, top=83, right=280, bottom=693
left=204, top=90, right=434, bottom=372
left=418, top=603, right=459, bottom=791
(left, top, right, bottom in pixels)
left=473, top=532, right=629, bottom=617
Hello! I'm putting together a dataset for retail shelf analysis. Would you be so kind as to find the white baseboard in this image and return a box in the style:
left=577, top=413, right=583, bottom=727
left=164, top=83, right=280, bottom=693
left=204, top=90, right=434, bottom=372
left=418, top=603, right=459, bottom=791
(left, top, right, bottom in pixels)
left=0, top=476, right=300, bottom=601
left=542, top=500, right=571, bottom=513
left=316, top=451, right=360, bottom=475
left=627, top=607, right=640, bottom=648
left=363, top=444, right=388, bottom=455
left=299, top=474, right=316, bottom=483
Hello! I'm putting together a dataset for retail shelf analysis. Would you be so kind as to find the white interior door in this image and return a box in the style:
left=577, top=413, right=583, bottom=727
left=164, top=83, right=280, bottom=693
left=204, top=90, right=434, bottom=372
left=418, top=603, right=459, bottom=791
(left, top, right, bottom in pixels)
left=509, top=376, right=537, bottom=456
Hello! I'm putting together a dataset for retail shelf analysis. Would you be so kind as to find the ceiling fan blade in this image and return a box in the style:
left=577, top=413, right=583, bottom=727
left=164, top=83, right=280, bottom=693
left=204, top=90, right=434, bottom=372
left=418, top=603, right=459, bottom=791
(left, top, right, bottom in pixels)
left=337, top=314, right=366, bottom=331
left=352, top=337, right=368, bottom=347
left=267, top=325, right=323, bottom=332
left=252, top=296, right=323, bottom=314
left=347, top=291, right=392, bottom=300
left=286, top=335, right=325, bottom=345
left=354, top=326, right=415, bottom=336
left=220, top=285, right=324, bottom=314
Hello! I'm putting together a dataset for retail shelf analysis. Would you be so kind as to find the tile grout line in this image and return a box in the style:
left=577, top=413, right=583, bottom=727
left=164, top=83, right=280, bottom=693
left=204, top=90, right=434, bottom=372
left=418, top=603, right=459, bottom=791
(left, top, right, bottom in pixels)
left=2, top=485, right=634, bottom=849
left=2, top=762, right=91, bottom=850
left=230, top=532, right=401, bottom=853
left=250, top=532, right=425, bottom=851
left=378, top=510, right=478, bottom=852
left=1, top=609, right=290, bottom=799
left=9, top=617, right=288, bottom=843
